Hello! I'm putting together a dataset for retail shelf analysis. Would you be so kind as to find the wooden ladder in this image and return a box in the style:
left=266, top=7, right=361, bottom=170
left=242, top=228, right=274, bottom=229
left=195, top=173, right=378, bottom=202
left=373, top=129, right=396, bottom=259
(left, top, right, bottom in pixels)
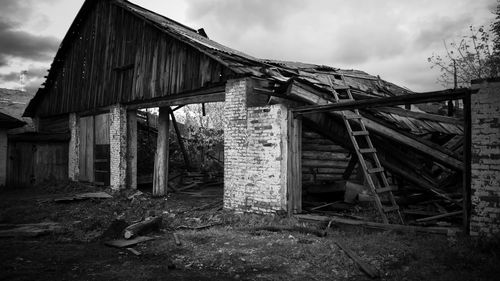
left=327, top=75, right=403, bottom=224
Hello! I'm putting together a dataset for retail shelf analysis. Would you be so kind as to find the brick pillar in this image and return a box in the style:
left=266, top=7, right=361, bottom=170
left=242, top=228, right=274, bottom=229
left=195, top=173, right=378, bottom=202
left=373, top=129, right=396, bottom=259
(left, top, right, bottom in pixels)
left=110, top=105, right=128, bottom=190
left=68, top=113, right=79, bottom=181
left=470, top=79, right=500, bottom=236
left=223, top=78, right=289, bottom=214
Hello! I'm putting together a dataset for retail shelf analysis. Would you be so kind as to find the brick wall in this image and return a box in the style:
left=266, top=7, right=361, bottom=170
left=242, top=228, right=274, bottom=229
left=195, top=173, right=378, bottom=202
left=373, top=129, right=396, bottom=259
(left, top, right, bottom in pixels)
left=470, top=79, right=500, bottom=236
left=223, top=78, right=288, bottom=213
left=110, top=105, right=128, bottom=190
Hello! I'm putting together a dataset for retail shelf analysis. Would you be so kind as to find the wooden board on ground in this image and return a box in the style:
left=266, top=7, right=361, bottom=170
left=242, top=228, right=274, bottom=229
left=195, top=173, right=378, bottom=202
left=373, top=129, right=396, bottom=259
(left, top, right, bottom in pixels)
left=54, top=191, right=112, bottom=202
left=0, top=222, right=62, bottom=238
left=104, top=236, right=154, bottom=248
left=296, top=214, right=461, bottom=236
left=332, top=242, right=379, bottom=279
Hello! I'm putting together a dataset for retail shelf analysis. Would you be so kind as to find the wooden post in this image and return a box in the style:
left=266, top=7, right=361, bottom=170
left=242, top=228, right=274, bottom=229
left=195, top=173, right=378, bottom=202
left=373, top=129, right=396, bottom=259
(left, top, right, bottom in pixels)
left=153, top=107, right=170, bottom=197
left=288, top=115, right=302, bottom=215
left=169, top=110, right=191, bottom=169
left=462, top=94, right=471, bottom=234
left=127, top=110, right=137, bottom=190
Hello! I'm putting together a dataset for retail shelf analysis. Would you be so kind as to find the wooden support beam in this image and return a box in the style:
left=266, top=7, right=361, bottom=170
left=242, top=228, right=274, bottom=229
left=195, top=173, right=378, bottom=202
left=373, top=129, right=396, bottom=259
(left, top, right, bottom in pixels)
left=287, top=115, right=302, bottom=215
left=125, top=84, right=226, bottom=110
left=376, top=106, right=462, bottom=125
left=292, top=87, right=473, bottom=115
left=462, top=95, right=472, bottom=234
left=153, top=107, right=170, bottom=197
left=127, top=110, right=137, bottom=189
left=169, top=110, right=191, bottom=169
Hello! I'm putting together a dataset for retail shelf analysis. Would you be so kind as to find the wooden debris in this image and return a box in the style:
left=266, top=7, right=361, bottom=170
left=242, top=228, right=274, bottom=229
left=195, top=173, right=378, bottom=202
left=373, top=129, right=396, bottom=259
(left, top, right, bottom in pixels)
left=176, top=223, right=222, bottom=231
left=124, top=216, right=162, bottom=239
left=332, top=242, right=380, bottom=279
left=173, top=233, right=181, bottom=246
left=415, top=211, right=462, bottom=223
left=104, top=236, right=154, bottom=248
left=296, top=214, right=461, bottom=236
left=0, top=222, right=62, bottom=238
left=126, top=248, right=141, bottom=256
left=248, top=225, right=327, bottom=237
left=190, top=200, right=223, bottom=212
left=54, top=191, right=112, bottom=202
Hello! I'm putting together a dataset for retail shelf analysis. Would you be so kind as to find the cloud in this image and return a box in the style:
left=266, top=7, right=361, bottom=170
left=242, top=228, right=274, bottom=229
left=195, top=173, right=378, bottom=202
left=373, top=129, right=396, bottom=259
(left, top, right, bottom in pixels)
left=0, top=20, right=60, bottom=65
left=0, top=66, right=49, bottom=93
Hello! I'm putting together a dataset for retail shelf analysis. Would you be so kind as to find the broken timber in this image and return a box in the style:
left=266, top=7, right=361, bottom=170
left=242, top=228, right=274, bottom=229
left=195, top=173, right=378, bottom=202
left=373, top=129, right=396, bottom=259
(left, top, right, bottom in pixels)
left=124, top=216, right=162, bottom=239
left=287, top=81, right=464, bottom=171
left=296, top=214, right=461, bottom=236
left=331, top=242, right=379, bottom=279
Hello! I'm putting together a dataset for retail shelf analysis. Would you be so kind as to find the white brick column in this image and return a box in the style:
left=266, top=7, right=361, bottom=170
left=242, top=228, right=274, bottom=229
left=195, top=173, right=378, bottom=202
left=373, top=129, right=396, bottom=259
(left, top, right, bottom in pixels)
left=470, top=79, right=500, bottom=236
left=110, top=105, right=128, bottom=190
left=68, top=113, right=79, bottom=181
left=223, top=78, right=289, bottom=214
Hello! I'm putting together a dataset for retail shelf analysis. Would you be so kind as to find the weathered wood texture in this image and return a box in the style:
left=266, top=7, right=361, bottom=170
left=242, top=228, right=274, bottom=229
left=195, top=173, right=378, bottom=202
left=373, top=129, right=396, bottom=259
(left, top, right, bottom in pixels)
left=78, top=115, right=95, bottom=182
left=7, top=141, right=68, bottom=187
left=38, top=115, right=69, bottom=133
left=153, top=107, right=170, bottom=196
left=288, top=116, right=302, bottom=214
left=33, top=0, right=232, bottom=117
left=302, top=129, right=355, bottom=186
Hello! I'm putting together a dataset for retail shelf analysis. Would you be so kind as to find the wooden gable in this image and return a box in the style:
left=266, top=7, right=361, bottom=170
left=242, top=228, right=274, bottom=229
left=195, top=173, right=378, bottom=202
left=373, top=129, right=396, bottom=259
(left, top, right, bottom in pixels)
left=33, top=0, right=233, bottom=117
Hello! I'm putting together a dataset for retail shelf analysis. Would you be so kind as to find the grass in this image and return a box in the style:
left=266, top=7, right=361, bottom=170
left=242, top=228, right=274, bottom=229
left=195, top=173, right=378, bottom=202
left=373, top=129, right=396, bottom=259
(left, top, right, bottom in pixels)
left=1, top=183, right=499, bottom=280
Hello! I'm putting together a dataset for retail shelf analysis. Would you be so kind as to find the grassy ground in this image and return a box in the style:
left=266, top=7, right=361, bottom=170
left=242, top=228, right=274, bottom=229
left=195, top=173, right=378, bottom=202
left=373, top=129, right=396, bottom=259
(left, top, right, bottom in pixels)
left=0, top=182, right=499, bottom=281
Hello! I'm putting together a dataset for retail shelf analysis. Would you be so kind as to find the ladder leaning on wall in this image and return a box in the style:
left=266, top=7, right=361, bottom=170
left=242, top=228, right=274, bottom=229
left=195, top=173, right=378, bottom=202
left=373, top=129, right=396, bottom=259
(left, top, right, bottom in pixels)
left=327, top=75, right=404, bottom=225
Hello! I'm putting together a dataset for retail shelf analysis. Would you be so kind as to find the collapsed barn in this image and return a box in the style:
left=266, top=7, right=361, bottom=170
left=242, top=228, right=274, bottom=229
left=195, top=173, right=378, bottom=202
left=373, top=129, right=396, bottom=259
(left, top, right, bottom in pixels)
left=21, top=0, right=500, bottom=236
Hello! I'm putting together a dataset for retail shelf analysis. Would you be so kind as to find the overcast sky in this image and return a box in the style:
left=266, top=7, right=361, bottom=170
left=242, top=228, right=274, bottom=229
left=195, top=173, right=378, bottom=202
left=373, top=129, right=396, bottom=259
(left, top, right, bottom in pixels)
left=0, top=0, right=496, bottom=93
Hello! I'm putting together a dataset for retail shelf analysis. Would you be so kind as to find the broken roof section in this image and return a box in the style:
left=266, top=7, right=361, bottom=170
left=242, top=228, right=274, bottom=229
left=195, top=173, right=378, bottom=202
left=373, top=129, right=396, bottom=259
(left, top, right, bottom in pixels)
left=25, top=0, right=462, bottom=137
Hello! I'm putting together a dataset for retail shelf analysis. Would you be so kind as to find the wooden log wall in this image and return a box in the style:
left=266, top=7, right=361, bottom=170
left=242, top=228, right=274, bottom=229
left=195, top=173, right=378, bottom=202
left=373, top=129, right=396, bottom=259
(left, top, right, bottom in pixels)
left=35, top=0, right=232, bottom=117
left=302, top=129, right=356, bottom=187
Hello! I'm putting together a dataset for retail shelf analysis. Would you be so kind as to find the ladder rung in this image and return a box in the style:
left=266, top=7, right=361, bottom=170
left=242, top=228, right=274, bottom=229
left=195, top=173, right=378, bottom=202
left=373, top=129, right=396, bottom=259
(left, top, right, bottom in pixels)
left=344, top=113, right=362, bottom=120
left=383, top=206, right=399, bottom=212
left=352, top=130, right=369, bottom=136
left=359, top=148, right=377, bottom=153
left=376, top=186, right=394, bottom=193
left=367, top=167, right=384, bottom=174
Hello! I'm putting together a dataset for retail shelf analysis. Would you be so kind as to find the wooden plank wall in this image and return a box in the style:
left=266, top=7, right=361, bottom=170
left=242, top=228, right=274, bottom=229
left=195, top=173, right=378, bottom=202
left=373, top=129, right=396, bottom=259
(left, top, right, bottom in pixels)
left=94, top=113, right=110, bottom=186
left=38, top=115, right=69, bottom=133
left=7, top=141, right=68, bottom=188
left=78, top=115, right=94, bottom=182
left=35, top=0, right=232, bottom=117
left=302, top=129, right=356, bottom=188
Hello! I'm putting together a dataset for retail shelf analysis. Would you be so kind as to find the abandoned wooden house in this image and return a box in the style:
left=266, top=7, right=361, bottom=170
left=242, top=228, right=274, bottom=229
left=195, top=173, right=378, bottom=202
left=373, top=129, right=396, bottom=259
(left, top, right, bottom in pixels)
left=22, top=0, right=500, bottom=236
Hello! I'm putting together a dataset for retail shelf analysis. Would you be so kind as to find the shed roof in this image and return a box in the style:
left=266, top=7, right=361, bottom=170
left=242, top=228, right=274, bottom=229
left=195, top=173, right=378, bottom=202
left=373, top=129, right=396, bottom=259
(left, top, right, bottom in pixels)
left=24, top=0, right=461, bottom=136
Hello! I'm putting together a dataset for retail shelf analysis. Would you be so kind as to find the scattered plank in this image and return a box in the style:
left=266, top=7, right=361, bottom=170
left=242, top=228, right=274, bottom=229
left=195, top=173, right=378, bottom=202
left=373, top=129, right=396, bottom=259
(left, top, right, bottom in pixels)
left=173, top=233, right=181, bottom=246
left=104, top=236, right=154, bottom=248
left=247, top=225, right=327, bottom=237
left=124, top=216, right=162, bottom=239
left=310, top=202, right=335, bottom=211
left=332, top=242, right=380, bottom=279
left=0, top=222, right=62, bottom=238
left=415, top=211, right=462, bottom=223
left=296, top=214, right=461, bottom=236
left=126, top=248, right=142, bottom=256
left=54, top=192, right=112, bottom=202
left=176, top=223, right=222, bottom=231
left=190, top=200, right=223, bottom=212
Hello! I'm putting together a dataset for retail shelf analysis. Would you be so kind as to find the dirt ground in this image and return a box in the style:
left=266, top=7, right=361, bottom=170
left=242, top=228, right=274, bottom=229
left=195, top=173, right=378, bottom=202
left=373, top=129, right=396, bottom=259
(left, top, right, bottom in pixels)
left=0, top=182, right=499, bottom=281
